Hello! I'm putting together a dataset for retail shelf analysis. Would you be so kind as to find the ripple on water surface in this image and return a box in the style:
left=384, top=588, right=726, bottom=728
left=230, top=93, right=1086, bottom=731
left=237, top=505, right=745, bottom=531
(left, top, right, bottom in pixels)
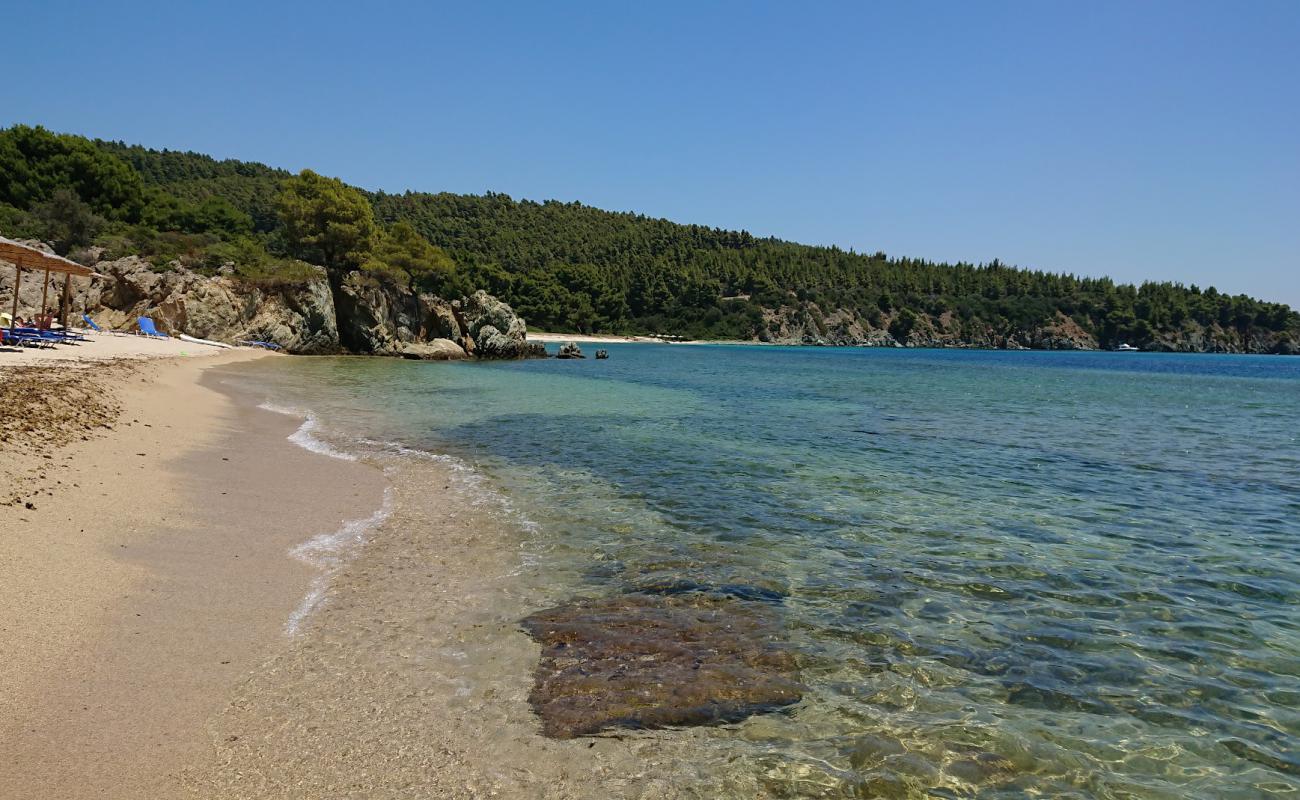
left=217, top=347, right=1300, bottom=798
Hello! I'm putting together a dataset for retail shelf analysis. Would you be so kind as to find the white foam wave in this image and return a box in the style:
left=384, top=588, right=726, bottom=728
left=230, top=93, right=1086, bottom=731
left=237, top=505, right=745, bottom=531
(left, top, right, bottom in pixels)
left=258, top=402, right=357, bottom=462
left=285, top=487, right=394, bottom=635
left=357, top=436, right=544, bottom=540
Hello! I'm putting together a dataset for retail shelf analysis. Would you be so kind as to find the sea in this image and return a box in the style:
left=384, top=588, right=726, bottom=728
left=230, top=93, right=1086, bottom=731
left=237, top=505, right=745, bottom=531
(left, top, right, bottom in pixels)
left=211, top=345, right=1299, bottom=799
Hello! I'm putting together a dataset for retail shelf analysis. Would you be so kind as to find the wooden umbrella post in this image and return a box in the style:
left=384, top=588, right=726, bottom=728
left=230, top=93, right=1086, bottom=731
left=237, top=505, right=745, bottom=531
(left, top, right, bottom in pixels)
left=10, top=265, right=21, bottom=332
left=39, top=267, right=50, bottom=328
left=61, top=274, right=72, bottom=329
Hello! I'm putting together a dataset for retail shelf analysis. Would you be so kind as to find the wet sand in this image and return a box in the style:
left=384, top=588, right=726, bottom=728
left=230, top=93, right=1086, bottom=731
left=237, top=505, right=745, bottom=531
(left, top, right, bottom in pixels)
left=174, top=429, right=694, bottom=799
left=0, top=348, right=734, bottom=799
left=0, top=351, right=388, bottom=798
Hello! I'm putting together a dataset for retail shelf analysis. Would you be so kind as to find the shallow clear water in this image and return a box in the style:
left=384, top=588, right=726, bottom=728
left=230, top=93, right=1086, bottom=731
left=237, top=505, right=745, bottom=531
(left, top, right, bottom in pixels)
left=226, top=346, right=1300, bottom=798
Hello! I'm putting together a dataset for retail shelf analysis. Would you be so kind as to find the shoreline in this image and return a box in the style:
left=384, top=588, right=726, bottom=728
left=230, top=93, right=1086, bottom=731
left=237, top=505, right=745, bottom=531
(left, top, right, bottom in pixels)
left=527, top=332, right=1300, bottom=354
left=0, top=349, right=390, bottom=798
left=527, top=331, right=673, bottom=344
left=1, top=346, right=702, bottom=798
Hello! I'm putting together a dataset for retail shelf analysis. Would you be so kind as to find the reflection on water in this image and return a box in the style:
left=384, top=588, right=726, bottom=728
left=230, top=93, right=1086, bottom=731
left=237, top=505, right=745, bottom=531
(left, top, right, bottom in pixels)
left=217, top=347, right=1300, bottom=798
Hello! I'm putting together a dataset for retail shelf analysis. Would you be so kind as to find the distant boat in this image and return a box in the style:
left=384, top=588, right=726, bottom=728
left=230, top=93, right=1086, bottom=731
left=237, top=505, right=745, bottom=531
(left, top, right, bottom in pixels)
left=1115, top=343, right=1140, bottom=352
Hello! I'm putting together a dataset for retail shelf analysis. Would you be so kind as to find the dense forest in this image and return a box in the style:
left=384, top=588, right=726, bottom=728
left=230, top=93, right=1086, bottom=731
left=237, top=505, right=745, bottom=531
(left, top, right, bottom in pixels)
left=1, top=124, right=1296, bottom=351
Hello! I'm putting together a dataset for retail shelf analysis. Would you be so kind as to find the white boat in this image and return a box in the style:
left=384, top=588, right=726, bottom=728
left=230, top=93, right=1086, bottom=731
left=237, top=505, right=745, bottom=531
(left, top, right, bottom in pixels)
left=1115, top=343, right=1140, bottom=352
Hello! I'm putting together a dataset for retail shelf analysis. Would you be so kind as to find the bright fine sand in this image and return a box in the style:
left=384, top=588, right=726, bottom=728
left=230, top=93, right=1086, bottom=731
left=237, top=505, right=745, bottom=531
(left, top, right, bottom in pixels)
left=526, top=331, right=668, bottom=344
left=0, top=329, right=230, bottom=364
left=0, top=340, right=388, bottom=798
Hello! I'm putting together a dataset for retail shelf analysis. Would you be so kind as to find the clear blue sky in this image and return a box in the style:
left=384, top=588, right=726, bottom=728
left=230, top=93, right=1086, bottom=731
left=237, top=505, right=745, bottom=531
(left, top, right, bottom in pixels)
left=5, top=1, right=1298, bottom=306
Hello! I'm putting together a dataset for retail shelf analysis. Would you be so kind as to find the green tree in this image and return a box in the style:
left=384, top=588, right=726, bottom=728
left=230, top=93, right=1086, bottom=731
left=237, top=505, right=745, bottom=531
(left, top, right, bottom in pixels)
left=275, top=169, right=376, bottom=273
left=363, top=221, right=456, bottom=292
left=33, top=188, right=102, bottom=254
left=182, top=196, right=254, bottom=235
left=0, top=125, right=145, bottom=220
left=889, top=308, right=918, bottom=342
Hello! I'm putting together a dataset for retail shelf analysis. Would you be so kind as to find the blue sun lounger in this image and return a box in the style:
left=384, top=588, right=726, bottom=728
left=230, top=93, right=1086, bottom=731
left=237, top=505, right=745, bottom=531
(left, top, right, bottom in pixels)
left=2, top=328, right=54, bottom=348
left=137, top=317, right=169, bottom=338
left=8, top=326, right=86, bottom=345
left=82, top=314, right=118, bottom=336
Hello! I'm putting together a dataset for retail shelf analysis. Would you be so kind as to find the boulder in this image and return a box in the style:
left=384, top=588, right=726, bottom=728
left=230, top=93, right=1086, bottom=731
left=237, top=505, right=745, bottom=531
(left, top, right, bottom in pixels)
left=398, top=339, right=468, bottom=360
left=521, top=592, right=803, bottom=738
left=459, top=290, right=545, bottom=359
left=475, top=324, right=521, bottom=358
left=556, top=341, right=584, bottom=359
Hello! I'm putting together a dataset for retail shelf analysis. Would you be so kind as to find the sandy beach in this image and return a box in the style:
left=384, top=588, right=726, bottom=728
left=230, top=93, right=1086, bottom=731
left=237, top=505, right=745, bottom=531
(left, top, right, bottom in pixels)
left=0, top=335, right=696, bottom=799
left=0, top=338, right=389, bottom=798
left=528, top=332, right=765, bottom=347
left=526, top=331, right=670, bottom=344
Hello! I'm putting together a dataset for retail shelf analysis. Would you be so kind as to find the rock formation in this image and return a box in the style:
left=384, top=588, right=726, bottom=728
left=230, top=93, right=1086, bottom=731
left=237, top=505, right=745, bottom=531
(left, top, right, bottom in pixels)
left=555, top=342, right=584, bottom=359
left=0, top=243, right=541, bottom=358
left=753, top=300, right=1294, bottom=353
left=43, top=255, right=339, bottom=354
left=398, top=339, right=468, bottom=360
left=520, top=591, right=803, bottom=738
left=457, top=290, right=547, bottom=359
left=4, top=237, right=1293, bottom=355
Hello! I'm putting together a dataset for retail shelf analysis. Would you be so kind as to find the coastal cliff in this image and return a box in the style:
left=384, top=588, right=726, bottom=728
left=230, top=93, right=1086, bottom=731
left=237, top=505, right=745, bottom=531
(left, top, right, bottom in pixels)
left=0, top=243, right=544, bottom=358
left=754, top=301, right=1299, bottom=354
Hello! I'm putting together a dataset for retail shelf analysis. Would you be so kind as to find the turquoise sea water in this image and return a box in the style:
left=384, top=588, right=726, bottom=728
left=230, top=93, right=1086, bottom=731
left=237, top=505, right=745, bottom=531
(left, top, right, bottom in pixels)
left=227, top=346, right=1299, bottom=798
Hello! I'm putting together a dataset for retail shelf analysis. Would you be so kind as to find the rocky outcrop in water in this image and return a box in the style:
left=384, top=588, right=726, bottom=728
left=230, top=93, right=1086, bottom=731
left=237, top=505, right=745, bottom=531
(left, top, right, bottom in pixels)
left=556, top=342, right=584, bottom=359
left=458, top=290, right=547, bottom=359
left=520, top=592, right=803, bottom=738
left=332, top=273, right=479, bottom=356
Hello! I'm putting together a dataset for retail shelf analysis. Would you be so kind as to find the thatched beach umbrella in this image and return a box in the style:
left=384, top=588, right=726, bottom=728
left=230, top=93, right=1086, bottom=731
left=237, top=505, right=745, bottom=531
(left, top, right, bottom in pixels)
left=0, top=236, right=97, bottom=332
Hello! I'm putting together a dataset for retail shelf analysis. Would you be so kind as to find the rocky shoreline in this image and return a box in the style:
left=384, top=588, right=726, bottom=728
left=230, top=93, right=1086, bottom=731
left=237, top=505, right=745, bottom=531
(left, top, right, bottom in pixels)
left=4, top=239, right=1294, bottom=356
left=1, top=241, right=546, bottom=359
left=754, top=303, right=1299, bottom=354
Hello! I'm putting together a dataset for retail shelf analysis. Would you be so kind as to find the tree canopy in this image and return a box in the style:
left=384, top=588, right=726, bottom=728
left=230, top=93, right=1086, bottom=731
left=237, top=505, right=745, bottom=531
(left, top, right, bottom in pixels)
left=0, top=125, right=145, bottom=221
left=276, top=169, right=377, bottom=274
left=0, top=124, right=1295, bottom=351
left=363, top=221, right=458, bottom=294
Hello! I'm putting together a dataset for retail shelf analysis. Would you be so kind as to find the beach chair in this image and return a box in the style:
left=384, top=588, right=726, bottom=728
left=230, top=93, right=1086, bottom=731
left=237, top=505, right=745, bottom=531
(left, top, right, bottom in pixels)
left=81, top=314, right=118, bottom=336
left=26, top=326, right=87, bottom=344
left=3, top=328, right=54, bottom=348
left=137, top=317, right=169, bottom=339
left=14, top=326, right=85, bottom=345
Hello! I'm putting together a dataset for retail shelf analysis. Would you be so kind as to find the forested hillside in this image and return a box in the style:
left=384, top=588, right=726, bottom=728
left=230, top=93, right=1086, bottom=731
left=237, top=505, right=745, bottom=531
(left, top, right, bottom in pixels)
left=1, top=124, right=1296, bottom=352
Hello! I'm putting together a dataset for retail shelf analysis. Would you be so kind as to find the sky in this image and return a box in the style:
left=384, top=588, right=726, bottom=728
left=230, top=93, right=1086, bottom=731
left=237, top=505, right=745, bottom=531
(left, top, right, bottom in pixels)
left=4, top=1, right=1298, bottom=307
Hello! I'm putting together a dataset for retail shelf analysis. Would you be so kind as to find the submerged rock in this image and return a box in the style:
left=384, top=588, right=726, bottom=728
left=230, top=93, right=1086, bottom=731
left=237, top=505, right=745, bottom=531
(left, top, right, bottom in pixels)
left=556, top=341, right=585, bottom=359
left=595, top=349, right=609, bottom=359
left=520, top=593, right=803, bottom=738
left=945, top=751, right=1018, bottom=784
left=631, top=578, right=788, bottom=604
